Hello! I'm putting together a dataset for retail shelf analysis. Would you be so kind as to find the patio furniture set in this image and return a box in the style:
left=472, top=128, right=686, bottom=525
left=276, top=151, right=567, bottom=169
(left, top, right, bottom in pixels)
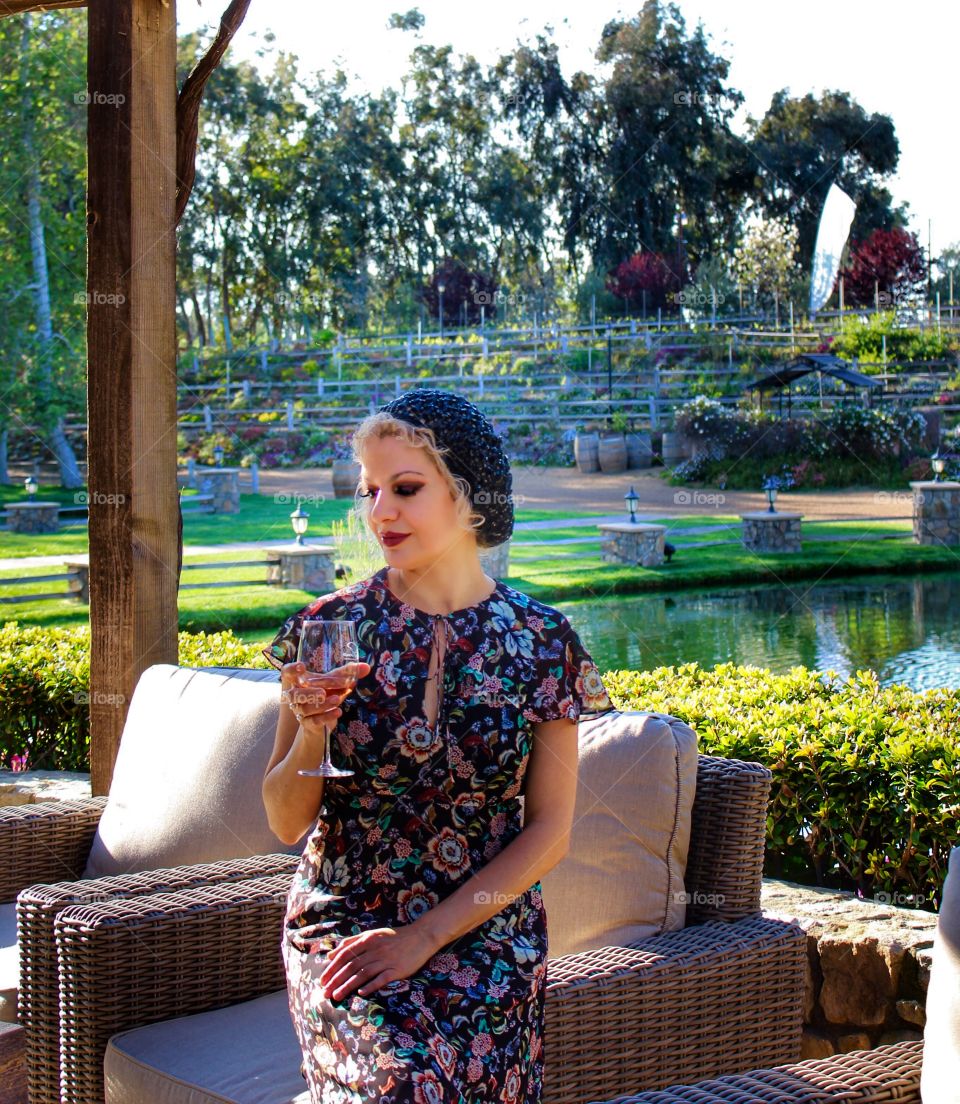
left=0, top=664, right=951, bottom=1103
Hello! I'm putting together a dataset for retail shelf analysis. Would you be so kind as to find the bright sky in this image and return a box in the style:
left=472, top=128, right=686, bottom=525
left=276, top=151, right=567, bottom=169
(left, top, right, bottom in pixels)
left=179, top=0, right=959, bottom=256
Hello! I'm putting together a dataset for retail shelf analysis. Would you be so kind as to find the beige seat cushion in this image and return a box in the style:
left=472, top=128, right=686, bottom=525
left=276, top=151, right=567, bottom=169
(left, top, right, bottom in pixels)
left=84, top=666, right=299, bottom=879
left=0, top=902, right=18, bottom=1023
left=540, top=709, right=698, bottom=959
left=105, top=989, right=308, bottom=1104
left=921, top=844, right=960, bottom=1103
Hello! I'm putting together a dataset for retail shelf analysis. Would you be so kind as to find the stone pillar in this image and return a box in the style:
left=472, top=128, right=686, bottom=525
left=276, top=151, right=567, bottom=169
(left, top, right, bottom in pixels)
left=910, top=481, right=960, bottom=546
left=598, top=522, right=666, bottom=567
left=478, top=540, right=511, bottom=580
left=64, top=557, right=90, bottom=603
left=264, top=544, right=336, bottom=592
left=741, top=511, right=803, bottom=553
left=6, top=502, right=60, bottom=534
left=195, top=467, right=242, bottom=514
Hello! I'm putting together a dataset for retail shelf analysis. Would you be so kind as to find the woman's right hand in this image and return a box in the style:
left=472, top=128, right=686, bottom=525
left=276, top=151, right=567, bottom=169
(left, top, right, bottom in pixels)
left=280, top=660, right=371, bottom=739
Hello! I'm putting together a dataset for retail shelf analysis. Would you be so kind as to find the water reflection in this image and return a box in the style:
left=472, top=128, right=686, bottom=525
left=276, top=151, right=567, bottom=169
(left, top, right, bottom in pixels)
left=557, top=573, right=960, bottom=691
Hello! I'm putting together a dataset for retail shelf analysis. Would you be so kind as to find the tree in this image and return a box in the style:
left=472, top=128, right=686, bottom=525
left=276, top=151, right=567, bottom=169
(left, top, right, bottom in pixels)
left=748, top=90, right=903, bottom=272
left=587, top=2, right=747, bottom=269
left=421, top=257, right=497, bottom=327
left=932, top=241, right=960, bottom=305
left=495, top=4, right=750, bottom=279
left=840, top=227, right=927, bottom=307
left=0, top=12, right=85, bottom=487
left=732, top=218, right=800, bottom=308
left=605, top=252, right=682, bottom=312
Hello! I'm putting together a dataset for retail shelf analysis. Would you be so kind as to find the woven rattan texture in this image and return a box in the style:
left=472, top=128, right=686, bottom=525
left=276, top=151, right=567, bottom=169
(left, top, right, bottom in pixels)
left=0, top=797, right=106, bottom=901
left=18, top=854, right=296, bottom=1104
left=588, top=1038, right=924, bottom=1103
left=684, top=756, right=772, bottom=925
left=544, top=916, right=805, bottom=1102
left=55, top=872, right=292, bottom=1104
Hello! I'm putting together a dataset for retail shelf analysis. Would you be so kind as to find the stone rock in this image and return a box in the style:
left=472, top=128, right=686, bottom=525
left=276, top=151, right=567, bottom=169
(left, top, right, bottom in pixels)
left=800, top=1030, right=835, bottom=1060
left=803, top=954, right=817, bottom=1021
left=837, top=1032, right=872, bottom=1053
left=0, top=770, right=92, bottom=807
left=915, top=947, right=933, bottom=992
left=878, top=1029, right=924, bottom=1046
left=818, top=933, right=905, bottom=1026
left=896, top=999, right=926, bottom=1027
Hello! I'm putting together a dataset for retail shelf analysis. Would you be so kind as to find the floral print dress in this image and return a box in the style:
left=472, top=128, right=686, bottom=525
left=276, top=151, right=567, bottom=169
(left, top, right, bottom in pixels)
left=262, top=565, right=612, bottom=1104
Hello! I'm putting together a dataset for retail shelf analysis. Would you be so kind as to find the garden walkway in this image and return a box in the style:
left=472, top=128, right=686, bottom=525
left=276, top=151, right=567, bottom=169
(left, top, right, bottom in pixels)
left=0, top=468, right=912, bottom=571
left=259, top=466, right=913, bottom=521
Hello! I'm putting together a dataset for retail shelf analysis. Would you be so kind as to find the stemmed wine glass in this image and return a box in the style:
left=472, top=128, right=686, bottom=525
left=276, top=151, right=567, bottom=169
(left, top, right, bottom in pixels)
left=286, top=619, right=359, bottom=779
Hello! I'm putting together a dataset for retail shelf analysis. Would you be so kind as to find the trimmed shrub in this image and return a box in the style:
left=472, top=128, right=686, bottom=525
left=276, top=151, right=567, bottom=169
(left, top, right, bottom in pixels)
left=604, top=662, right=960, bottom=909
left=0, top=623, right=267, bottom=772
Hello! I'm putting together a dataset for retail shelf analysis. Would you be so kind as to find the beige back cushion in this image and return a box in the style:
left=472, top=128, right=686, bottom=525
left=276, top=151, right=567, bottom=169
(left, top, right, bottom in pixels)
left=921, top=845, right=960, bottom=1104
left=540, top=709, right=698, bottom=960
left=84, top=666, right=299, bottom=879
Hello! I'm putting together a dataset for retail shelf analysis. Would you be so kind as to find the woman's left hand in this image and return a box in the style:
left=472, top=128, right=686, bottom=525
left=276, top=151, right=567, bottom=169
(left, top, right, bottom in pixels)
left=319, top=924, right=439, bottom=1001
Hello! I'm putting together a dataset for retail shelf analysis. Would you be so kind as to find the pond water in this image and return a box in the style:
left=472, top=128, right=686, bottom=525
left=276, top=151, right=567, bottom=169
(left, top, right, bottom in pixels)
left=556, top=572, right=960, bottom=692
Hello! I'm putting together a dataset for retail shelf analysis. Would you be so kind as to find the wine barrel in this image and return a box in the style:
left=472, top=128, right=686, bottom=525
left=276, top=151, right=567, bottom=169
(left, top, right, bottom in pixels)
left=625, top=431, right=653, bottom=469
left=574, top=432, right=599, bottom=473
left=661, top=432, right=691, bottom=468
left=598, top=434, right=628, bottom=473
left=331, top=459, right=361, bottom=499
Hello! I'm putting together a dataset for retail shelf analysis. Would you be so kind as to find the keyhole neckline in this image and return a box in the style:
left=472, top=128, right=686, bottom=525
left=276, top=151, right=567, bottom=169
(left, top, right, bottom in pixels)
left=378, top=565, right=502, bottom=621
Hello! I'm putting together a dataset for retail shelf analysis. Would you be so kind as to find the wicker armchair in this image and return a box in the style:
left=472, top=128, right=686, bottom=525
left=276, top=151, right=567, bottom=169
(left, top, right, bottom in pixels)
left=586, top=1040, right=924, bottom=1103
left=0, top=663, right=305, bottom=1104
left=43, top=753, right=805, bottom=1104
left=1, top=795, right=298, bottom=1104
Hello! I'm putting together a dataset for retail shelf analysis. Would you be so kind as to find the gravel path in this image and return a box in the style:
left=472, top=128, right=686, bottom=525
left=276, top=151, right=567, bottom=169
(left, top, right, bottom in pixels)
left=257, top=466, right=912, bottom=521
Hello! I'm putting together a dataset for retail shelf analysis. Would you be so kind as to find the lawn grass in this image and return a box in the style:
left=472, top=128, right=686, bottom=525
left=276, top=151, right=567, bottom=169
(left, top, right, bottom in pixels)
left=7, top=535, right=957, bottom=635
left=0, top=486, right=613, bottom=560
left=2, top=479, right=948, bottom=635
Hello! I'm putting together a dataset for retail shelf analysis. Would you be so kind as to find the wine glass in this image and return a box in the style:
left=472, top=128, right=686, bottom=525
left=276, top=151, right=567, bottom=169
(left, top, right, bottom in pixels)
left=294, top=619, right=359, bottom=780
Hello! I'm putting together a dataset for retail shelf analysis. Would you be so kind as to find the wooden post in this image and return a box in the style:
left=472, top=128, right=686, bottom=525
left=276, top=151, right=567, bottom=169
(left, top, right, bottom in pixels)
left=0, top=1022, right=26, bottom=1104
left=86, top=0, right=179, bottom=794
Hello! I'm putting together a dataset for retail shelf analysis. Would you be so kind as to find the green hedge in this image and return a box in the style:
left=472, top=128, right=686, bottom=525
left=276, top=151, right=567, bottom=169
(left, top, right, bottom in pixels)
left=0, top=623, right=267, bottom=772
left=604, top=663, right=959, bottom=909
left=3, top=623, right=958, bottom=908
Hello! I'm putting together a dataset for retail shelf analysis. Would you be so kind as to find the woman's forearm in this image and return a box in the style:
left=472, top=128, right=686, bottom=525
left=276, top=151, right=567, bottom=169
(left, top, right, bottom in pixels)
left=262, top=725, right=326, bottom=845
left=411, top=820, right=569, bottom=953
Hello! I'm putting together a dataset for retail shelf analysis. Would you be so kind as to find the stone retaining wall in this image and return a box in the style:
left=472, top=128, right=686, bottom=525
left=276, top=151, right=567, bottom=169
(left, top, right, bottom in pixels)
left=762, top=878, right=935, bottom=1058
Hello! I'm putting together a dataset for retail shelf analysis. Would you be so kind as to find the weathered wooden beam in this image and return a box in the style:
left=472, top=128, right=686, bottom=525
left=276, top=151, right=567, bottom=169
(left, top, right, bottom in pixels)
left=0, top=0, right=86, bottom=15
left=0, top=1022, right=27, bottom=1104
left=87, top=0, right=179, bottom=794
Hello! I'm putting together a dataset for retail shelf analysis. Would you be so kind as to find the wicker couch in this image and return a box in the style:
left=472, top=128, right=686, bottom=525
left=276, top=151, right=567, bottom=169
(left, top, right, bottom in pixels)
left=5, top=669, right=806, bottom=1104
left=587, top=1040, right=925, bottom=1103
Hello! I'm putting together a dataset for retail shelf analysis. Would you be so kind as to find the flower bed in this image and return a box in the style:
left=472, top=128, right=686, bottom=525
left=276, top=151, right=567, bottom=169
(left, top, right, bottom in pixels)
left=670, top=395, right=929, bottom=489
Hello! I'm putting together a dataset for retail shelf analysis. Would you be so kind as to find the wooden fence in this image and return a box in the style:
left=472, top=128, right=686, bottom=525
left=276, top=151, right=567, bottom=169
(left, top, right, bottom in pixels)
left=0, top=556, right=266, bottom=605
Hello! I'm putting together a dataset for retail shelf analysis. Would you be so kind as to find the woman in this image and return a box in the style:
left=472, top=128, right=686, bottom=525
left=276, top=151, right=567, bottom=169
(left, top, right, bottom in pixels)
left=262, top=389, right=612, bottom=1104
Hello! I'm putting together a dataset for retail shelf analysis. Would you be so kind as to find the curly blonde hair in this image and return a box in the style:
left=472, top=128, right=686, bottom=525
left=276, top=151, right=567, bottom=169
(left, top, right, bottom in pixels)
left=350, top=412, right=487, bottom=543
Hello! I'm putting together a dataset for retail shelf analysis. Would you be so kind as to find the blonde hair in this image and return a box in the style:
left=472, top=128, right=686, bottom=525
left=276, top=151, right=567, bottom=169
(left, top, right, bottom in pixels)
left=350, top=412, right=487, bottom=543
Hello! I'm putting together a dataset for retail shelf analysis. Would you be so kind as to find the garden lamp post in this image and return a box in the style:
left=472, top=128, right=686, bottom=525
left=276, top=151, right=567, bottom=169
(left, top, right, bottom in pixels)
left=764, top=479, right=778, bottom=514
left=932, top=450, right=946, bottom=482
left=290, top=500, right=310, bottom=545
left=437, top=282, right=445, bottom=340
left=213, top=445, right=224, bottom=467
left=625, top=485, right=640, bottom=524
left=24, top=474, right=38, bottom=502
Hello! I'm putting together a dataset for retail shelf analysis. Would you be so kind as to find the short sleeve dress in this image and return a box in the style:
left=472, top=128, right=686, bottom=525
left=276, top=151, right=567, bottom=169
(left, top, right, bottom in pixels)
left=262, top=564, right=613, bottom=1104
